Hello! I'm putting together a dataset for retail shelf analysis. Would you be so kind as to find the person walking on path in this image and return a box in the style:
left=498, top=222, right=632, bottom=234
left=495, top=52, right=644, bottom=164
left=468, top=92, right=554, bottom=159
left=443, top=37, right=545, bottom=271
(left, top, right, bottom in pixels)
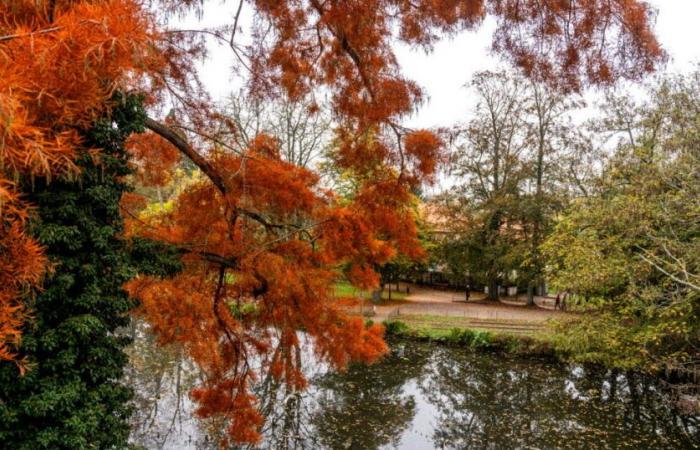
left=555, top=293, right=561, bottom=310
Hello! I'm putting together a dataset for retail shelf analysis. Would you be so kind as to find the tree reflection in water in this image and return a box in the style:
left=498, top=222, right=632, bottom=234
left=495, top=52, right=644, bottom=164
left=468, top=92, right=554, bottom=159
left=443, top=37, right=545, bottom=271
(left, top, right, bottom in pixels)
left=126, top=325, right=699, bottom=450
left=421, top=348, right=699, bottom=449
left=232, top=341, right=430, bottom=450
left=125, top=320, right=218, bottom=449
left=308, top=342, right=429, bottom=449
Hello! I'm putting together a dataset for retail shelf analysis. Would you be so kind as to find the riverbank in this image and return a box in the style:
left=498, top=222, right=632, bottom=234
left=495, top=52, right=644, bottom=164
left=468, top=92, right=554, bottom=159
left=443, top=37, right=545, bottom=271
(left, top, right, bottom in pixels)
left=382, top=318, right=558, bottom=359
left=368, top=284, right=567, bottom=359
left=382, top=317, right=700, bottom=414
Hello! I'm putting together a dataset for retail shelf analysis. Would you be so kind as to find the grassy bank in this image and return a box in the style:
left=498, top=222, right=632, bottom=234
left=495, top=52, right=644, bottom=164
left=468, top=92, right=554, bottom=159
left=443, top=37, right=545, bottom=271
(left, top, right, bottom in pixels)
left=394, top=313, right=547, bottom=336
left=382, top=318, right=557, bottom=358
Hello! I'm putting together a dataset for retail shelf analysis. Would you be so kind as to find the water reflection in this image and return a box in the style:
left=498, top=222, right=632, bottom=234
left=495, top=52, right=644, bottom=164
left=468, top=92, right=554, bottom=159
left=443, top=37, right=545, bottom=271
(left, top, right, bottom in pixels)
left=125, top=321, right=217, bottom=450
left=422, top=349, right=698, bottom=449
left=308, top=343, right=429, bottom=450
left=127, top=325, right=699, bottom=450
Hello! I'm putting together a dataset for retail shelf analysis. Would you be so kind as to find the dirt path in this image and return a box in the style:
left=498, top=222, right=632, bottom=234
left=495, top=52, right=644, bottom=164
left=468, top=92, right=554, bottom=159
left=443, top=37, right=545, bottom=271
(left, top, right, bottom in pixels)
left=374, top=284, right=568, bottom=324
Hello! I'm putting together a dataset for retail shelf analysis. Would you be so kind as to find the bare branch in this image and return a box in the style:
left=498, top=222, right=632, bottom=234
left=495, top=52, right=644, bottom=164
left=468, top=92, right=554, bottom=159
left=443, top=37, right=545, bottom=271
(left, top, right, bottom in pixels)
left=638, top=252, right=700, bottom=293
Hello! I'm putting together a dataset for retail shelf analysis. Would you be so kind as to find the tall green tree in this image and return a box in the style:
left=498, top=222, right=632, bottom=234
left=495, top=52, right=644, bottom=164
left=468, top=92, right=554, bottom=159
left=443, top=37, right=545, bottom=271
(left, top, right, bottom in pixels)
left=519, top=80, right=584, bottom=304
left=0, top=95, right=180, bottom=448
left=544, top=71, right=700, bottom=372
left=441, top=71, right=582, bottom=300
left=444, top=71, right=529, bottom=300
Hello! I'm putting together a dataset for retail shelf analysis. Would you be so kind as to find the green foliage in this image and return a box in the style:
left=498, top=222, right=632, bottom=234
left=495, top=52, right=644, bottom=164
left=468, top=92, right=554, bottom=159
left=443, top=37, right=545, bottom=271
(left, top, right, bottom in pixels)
left=439, top=71, right=582, bottom=298
left=438, top=207, right=527, bottom=290
left=228, top=302, right=259, bottom=320
left=447, top=328, right=493, bottom=348
left=382, top=320, right=409, bottom=336
left=0, top=95, right=180, bottom=449
left=544, top=72, right=700, bottom=372
left=383, top=319, right=555, bottom=357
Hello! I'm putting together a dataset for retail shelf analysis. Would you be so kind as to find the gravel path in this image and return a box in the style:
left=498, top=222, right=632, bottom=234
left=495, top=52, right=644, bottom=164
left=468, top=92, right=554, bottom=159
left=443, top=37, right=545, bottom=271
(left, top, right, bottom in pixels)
left=374, top=284, right=569, bottom=323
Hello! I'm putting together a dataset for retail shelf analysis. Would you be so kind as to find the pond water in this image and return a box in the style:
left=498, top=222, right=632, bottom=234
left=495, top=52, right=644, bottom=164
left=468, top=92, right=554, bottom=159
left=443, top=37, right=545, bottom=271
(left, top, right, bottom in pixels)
left=126, top=331, right=699, bottom=449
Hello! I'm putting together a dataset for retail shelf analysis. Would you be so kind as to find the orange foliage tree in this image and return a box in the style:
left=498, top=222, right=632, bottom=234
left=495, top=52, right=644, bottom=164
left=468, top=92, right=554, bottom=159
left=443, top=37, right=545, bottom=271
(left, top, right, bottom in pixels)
left=2, top=0, right=664, bottom=443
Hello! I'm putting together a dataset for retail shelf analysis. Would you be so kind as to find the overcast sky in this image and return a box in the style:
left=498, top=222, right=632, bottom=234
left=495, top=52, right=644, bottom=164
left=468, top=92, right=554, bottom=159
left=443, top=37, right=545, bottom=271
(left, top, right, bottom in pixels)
left=186, top=1, right=700, bottom=129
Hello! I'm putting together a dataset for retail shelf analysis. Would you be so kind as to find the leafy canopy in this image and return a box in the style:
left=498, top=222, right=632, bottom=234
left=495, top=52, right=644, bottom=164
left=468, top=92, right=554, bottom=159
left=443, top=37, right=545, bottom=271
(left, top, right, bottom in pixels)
left=544, top=72, right=700, bottom=371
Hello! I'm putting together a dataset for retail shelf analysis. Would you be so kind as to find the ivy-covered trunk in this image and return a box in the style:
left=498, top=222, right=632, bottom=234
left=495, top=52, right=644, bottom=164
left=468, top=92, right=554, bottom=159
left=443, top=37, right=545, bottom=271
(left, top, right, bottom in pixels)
left=0, top=95, right=179, bottom=448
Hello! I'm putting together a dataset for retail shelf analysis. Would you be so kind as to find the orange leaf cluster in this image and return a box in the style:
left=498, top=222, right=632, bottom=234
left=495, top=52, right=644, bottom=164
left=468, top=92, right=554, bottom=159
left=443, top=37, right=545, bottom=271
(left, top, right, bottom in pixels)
left=127, top=131, right=182, bottom=187
left=0, top=182, right=46, bottom=364
left=490, top=0, right=666, bottom=90
left=0, top=0, right=175, bottom=363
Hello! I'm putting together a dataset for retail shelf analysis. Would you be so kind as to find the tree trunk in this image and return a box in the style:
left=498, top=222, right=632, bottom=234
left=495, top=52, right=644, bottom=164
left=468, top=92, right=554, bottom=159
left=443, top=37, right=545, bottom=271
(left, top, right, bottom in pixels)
left=526, top=283, right=535, bottom=306
left=488, top=278, right=499, bottom=301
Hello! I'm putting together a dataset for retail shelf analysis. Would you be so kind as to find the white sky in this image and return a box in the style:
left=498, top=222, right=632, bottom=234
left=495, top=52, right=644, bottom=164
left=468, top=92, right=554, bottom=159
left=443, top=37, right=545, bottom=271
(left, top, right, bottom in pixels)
left=185, top=0, right=700, bottom=129
left=396, top=0, right=700, bottom=128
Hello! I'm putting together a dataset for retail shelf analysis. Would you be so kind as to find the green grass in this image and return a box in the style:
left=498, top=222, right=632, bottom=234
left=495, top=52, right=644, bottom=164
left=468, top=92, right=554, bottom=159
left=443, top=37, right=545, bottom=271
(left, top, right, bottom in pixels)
left=334, top=282, right=358, bottom=297
left=333, top=282, right=408, bottom=303
left=383, top=317, right=557, bottom=357
left=396, top=314, right=548, bottom=337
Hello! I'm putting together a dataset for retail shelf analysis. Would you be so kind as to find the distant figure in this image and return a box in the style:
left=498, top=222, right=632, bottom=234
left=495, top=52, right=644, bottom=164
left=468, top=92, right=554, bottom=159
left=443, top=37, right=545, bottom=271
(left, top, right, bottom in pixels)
left=465, top=288, right=471, bottom=302
left=555, top=293, right=561, bottom=310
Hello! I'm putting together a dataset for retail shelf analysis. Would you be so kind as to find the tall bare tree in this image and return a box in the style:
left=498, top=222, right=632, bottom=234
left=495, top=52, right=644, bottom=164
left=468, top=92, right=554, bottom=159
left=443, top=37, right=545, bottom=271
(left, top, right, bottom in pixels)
left=224, top=90, right=331, bottom=168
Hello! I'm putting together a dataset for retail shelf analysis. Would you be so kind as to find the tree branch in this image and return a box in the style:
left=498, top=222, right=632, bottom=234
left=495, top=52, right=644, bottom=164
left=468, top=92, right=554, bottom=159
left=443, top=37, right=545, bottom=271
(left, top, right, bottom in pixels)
left=0, top=26, right=61, bottom=42
left=638, top=252, right=700, bottom=293
left=144, top=116, right=288, bottom=231
left=145, top=116, right=229, bottom=194
left=195, top=251, right=239, bottom=270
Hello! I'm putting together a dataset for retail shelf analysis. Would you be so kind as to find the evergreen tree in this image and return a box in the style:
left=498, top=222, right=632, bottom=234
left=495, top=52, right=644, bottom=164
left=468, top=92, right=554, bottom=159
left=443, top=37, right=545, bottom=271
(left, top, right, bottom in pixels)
left=0, top=95, right=181, bottom=449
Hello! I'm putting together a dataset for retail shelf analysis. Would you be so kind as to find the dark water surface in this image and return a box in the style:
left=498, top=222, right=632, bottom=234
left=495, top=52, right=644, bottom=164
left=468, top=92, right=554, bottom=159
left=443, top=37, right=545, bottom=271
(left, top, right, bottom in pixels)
left=127, top=333, right=699, bottom=449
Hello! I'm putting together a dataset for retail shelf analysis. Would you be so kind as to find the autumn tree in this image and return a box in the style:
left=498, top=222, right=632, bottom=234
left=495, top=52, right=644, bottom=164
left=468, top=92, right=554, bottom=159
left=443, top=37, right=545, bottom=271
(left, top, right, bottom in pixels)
left=0, top=0, right=171, bottom=364
left=1, top=0, right=665, bottom=445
